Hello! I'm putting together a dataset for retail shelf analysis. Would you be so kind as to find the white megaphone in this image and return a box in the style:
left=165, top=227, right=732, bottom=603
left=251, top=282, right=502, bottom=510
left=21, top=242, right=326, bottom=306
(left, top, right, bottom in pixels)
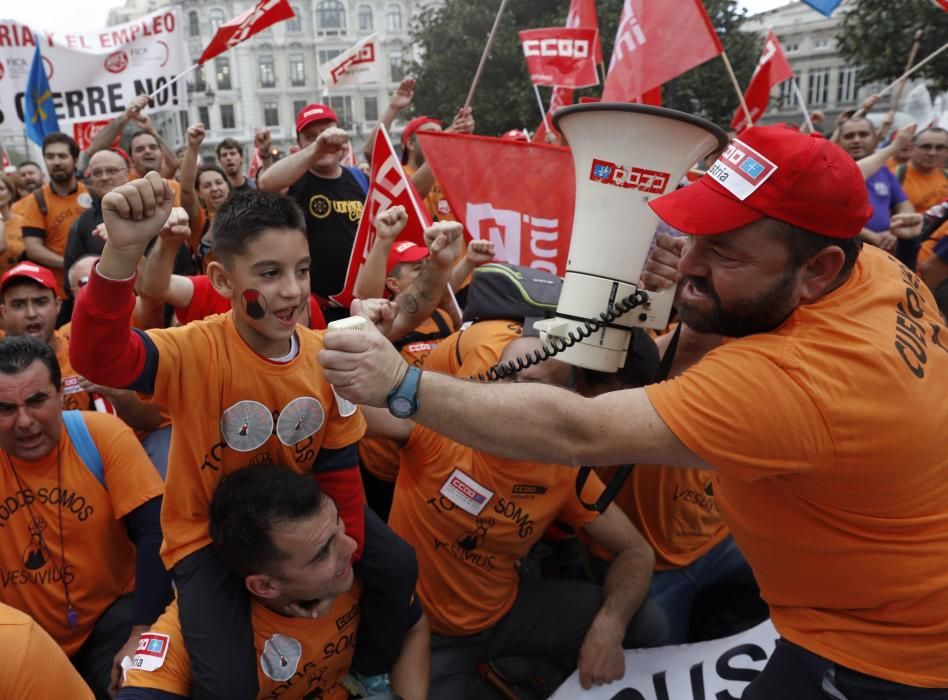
left=533, top=103, right=727, bottom=372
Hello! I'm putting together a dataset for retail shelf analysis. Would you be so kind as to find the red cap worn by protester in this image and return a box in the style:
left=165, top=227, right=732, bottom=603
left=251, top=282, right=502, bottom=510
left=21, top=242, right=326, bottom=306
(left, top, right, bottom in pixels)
left=295, top=104, right=339, bottom=134
left=401, top=116, right=442, bottom=147
left=502, top=129, right=530, bottom=142
left=386, top=241, right=429, bottom=276
left=650, top=125, right=872, bottom=238
left=0, top=262, right=59, bottom=297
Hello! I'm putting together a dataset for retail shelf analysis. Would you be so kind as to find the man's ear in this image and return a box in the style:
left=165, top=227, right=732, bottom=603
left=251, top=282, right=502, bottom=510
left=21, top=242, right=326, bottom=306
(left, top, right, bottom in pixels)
left=384, top=276, right=400, bottom=297
left=245, top=574, right=281, bottom=600
left=798, top=245, right=846, bottom=303
left=207, top=260, right=235, bottom=300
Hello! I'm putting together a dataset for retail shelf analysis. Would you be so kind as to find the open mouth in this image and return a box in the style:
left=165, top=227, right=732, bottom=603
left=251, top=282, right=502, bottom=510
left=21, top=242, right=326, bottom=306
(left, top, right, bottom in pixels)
left=24, top=323, right=43, bottom=335
left=273, top=305, right=300, bottom=327
left=17, top=434, right=43, bottom=449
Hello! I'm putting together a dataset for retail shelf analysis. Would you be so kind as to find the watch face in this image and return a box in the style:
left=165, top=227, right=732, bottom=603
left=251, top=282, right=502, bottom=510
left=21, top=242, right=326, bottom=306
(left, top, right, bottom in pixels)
left=390, top=396, right=414, bottom=417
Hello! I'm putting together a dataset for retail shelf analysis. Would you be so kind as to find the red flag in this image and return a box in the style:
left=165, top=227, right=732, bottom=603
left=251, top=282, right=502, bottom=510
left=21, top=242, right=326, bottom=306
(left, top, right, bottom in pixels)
left=199, top=0, right=296, bottom=64
left=0, top=144, right=12, bottom=172
left=533, top=87, right=574, bottom=144
left=329, top=126, right=431, bottom=308
left=731, top=31, right=793, bottom=131
left=567, top=0, right=604, bottom=64
left=520, top=27, right=600, bottom=89
left=247, top=148, right=263, bottom=179
left=931, top=0, right=948, bottom=10
left=418, top=132, right=575, bottom=276
left=602, top=0, right=723, bottom=102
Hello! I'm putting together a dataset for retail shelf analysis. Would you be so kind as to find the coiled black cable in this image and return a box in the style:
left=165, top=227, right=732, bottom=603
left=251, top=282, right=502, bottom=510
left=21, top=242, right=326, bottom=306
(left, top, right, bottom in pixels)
left=475, top=289, right=651, bottom=381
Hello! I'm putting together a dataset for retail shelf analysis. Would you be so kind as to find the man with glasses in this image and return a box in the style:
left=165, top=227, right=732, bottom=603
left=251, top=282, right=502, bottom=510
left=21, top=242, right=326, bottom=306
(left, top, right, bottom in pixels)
left=898, top=128, right=948, bottom=219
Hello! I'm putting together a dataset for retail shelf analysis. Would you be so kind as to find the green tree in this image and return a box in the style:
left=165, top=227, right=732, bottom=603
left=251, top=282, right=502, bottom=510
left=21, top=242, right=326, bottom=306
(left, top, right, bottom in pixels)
left=837, top=0, right=948, bottom=91
left=407, top=0, right=762, bottom=135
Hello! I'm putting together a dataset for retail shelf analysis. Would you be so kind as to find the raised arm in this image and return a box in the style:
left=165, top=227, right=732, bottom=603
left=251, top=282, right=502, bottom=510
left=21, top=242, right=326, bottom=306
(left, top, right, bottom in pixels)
left=179, top=123, right=205, bottom=241
left=364, top=78, right=415, bottom=162
left=257, top=128, right=348, bottom=192
left=449, top=238, right=495, bottom=290
left=353, top=205, right=407, bottom=300
left=411, top=106, right=474, bottom=197
left=140, top=208, right=196, bottom=308
left=857, top=123, right=915, bottom=179
left=131, top=110, right=180, bottom=178
left=86, top=94, right=151, bottom=158
left=252, top=128, right=274, bottom=177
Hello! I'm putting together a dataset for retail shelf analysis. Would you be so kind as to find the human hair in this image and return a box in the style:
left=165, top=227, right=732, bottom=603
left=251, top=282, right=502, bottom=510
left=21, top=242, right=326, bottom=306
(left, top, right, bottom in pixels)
left=129, top=129, right=159, bottom=151
left=210, top=190, right=305, bottom=264
left=17, top=160, right=42, bottom=171
left=0, top=336, right=61, bottom=391
left=195, top=165, right=233, bottom=193
left=840, top=116, right=874, bottom=135
left=0, top=172, right=20, bottom=204
left=914, top=126, right=948, bottom=143
left=42, top=133, right=79, bottom=160
left=772, top=220, right=863, bottom=280
left=216, top=138, right=243, bottom=159
left=209, top=464, right=327, bottom=578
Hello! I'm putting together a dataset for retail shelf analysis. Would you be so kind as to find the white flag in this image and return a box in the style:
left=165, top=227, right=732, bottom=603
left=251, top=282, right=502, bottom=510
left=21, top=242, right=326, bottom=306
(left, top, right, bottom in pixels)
left=318, top=33, right=383, bottom=88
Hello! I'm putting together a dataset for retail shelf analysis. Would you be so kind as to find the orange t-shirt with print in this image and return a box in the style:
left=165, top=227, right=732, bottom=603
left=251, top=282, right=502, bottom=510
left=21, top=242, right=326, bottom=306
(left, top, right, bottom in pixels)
left=53, top=323, right=95, bottom=412
left=0, top=411, right=163, bottom=655
left=17, top=183, right=92, bottom=289
left=645, top=245, right=948, bottom=687
left=918, top=219, right=947, bottom=267
left=0, top=212, right=26, bottom=277
left=141, top=313, right=366, bottom=568
left=423, top=319, right=523, bottom=378
left=0, top=603, right=94, bottom=699
left=899, top=165, right=948, bottom=213
left=123, top=585, right=360, bottom=699
left=389, top=424, right=604, bottom=636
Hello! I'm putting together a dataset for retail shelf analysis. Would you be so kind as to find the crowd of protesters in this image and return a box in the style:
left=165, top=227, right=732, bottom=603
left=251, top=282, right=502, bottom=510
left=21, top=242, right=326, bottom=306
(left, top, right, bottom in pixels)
left=0, top=71, right=945, bottom=700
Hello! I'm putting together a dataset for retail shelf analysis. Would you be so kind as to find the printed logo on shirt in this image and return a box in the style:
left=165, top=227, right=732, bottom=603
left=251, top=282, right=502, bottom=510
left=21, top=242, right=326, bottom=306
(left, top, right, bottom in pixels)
left=456, top=516, right=496, bottom=551
left=440, top=469, right=494, bottom=516
left=62, top=376, right=83, bottom=395
left=511, top=484, right=547, bottom=498
left=131, top=632, right=170, bottom=672
left=331, top=386, right=358, bottom=418
left=77, top=192, right=93, bottom=209
left=873, top=181, right=890, bottom=198
left=335, top=603, right=360, bottom=631
left=220, top=400, right=275, bottom=452
left=308, top=194, right=364, bottom=222
left=705, top=140, right=778, bottom=201
left=275, top=396, right=325, bottom=446
left=260, top=633, right=302, bottom=682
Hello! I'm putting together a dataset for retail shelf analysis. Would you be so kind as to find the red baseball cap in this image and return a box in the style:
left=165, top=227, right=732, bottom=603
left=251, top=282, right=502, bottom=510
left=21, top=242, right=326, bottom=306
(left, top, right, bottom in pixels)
left=401, top=116, right=442, bottom=146
left=295, top=104, right=339, bottom=134
left=649, top=125, right=872, bottom=239
left=0, top=262, right=58, bottom=296
left=502, top=129, right=529, bottom=142
left=386, top=241, right=429, bottom=275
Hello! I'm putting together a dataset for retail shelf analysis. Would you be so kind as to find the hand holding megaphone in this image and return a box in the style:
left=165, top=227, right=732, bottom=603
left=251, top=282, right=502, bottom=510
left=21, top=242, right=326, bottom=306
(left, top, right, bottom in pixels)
left=641, top=233, right=685, bottom=292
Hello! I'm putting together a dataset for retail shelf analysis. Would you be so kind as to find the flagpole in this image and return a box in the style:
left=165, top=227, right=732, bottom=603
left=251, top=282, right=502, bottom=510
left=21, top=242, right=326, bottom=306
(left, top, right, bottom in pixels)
left=532, top=84, right=553, bottom=135
left=464, top=0, right=512, bottom=109
left=792, top=79, right=814, bottom=133
left=147, top=63, right=201, bottom=102
left=875, top=40, right=948, bottom=100
left=720, top=50, right=753, bottom=128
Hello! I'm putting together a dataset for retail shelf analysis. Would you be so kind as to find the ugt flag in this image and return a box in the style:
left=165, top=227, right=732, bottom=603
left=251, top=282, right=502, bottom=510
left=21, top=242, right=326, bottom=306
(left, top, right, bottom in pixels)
left=329, top=125, right=431, bottom=308
left=602, top=0, right=723, bottom=102
left=418, top=132, right=575, bottom=276
left=319, top=33, right=384, bottom=88
left=801, top=0, right=843, bottom=16
left=731, top=31, right=793, bottom=131
left=520, top=27, right=600, bottom=88
left=25, top=36, right=60, bottom=147
left=199, top=0, right=296, bottom=64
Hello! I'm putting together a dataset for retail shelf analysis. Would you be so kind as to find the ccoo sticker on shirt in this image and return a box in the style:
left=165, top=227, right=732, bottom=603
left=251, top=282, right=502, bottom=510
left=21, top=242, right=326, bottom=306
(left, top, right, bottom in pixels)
left=129, top=633, right=170, bottom=672
left=440, top=469, right=494, bottom=516
left=705, top=139, right=778, bottom=201
left=62, top=376, right=83, bottom=395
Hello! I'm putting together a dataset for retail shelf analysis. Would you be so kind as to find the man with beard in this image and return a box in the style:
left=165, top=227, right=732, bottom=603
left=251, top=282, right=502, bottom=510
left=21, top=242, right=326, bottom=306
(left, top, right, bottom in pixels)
left=320, top=125, right=948, bottom=698
left=13, top=162, right=44, bottom=197
left=17, top=135, right=91, bottom=294
left=216, top=138, right=256, bottom=193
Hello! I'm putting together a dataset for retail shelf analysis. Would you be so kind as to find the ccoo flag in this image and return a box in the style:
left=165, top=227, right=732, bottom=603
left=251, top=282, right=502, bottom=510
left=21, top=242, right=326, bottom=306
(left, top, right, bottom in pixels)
left=24, top=36, right=60, bottom=147
left=199, top=0, right=296, bottom=64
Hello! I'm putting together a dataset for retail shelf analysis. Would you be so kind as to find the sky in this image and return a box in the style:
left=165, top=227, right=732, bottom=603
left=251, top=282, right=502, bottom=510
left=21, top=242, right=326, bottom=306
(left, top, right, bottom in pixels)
left=4, top=0, right=796, bottom=34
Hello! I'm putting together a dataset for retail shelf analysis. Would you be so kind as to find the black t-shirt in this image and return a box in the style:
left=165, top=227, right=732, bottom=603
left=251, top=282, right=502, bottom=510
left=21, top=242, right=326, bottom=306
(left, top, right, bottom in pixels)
left=233, top=177, right=257, bottom=193
left=288, top=168, right=366, bottom=299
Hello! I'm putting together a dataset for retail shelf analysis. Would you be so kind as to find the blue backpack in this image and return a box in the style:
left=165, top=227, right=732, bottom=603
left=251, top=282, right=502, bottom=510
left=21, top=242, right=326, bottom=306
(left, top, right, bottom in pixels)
left=62, top=411, right=105, bottom=490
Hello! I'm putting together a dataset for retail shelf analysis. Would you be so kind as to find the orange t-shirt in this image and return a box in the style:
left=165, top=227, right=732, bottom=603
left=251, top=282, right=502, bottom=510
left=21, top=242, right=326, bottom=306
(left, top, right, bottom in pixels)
left=404, top=165, right=456, bottom=223
left=17, top=183, right=92, bottom=289
left=0, top=603, right=94, bottom=698
left=53, top=324, right=95, bottom=412
left=141, top=313, right=366, bottom=568
left=918, top=219, right=948, bottom=267
left=899, top=165, right=948, bottom=213
left=123, top=586, right=360, bottom=699
left=0, top=212, right=26, bottom=277
left=645, top=245, right=948, bottom=687
left=0, top=412, right=163, bottom=655
left=423, top=319, right=523, bottom=378
left=389, top=424, right=604, bottom=636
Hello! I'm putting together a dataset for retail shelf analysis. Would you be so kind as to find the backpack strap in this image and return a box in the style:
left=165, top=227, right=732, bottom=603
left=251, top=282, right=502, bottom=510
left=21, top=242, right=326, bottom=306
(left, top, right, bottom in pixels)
left=33, top=188, right=48, bottom=217
left=344, top=165, right=370, bottom=195
left=896, top=164, right=907, bottom=184
left=62, top=411, right=106, bottom=490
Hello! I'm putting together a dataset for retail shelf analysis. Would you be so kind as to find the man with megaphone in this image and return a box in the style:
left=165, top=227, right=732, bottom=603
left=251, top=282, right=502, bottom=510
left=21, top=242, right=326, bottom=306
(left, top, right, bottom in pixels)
left=320, top=119, right=948, bottom=698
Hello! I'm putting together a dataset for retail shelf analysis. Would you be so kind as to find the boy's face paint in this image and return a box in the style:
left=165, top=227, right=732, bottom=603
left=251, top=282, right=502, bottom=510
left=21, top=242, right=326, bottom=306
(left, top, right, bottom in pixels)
left=243, top=289, right=268, bottom=320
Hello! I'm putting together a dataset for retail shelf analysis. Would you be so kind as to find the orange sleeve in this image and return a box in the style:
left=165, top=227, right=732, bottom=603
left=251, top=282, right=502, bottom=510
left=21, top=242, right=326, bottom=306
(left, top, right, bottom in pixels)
left=17, top=192, right=44, bottom=233
left=0, top=614, right=94, bottom=698
left=87, top=412, right=164, bottom=518
left=645, top=344, right=835, bottom=481
left=121, top=606, right=192, bottom=695
left=556, top=468, right=606, bottom=530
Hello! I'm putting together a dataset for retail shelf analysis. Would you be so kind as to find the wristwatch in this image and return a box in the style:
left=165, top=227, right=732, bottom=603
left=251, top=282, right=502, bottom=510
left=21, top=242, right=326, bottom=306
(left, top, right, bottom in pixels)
left=386, top=366, right=422, bottom=419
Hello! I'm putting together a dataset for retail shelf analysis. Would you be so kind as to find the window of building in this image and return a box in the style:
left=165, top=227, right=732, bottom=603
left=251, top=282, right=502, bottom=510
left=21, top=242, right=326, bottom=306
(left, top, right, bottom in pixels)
left=316, top=0, right=347, bottom=36
left=806, top=67, right=831, bottom=106
left=209, top=8, right=226, bottom=33
left=777, top=80, right=795, bottom=109
left=386, top=4, right=402, bottom=31
left=814, top=37, right=832, bottom=50
left=293, top=100, right=309, bottom=119
left=287, top=6, right=302, bottom=33
left=215, top=57, right=231, bottom=91
left=264, top=101, right=280, bottom=127
left=318, top=49, right=342, bottom=65
left=364, top=96, right=378, bottom=122
left=188, top=11, right=200, bottom=37
left=193, top=64, right=208, bottom=92
left=198, top=106, right=211, bottom=128
left=290, top=52, right=306, bottom=87
left=259, top=52, right=276, bottom=88
left=328, top=95, right=353, bottom=129
left=358, top=4, right=373, bottom=31
left=220, top=104, right=236, bottom=129
left=837, top=68, right=857, bottom=104
left=390, top=46, right=403, bottom=82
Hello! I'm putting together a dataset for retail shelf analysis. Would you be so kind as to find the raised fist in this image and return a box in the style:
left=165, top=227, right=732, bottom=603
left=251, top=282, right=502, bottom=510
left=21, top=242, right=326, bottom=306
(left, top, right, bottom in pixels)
left=101, top=172, right=175, bottom=253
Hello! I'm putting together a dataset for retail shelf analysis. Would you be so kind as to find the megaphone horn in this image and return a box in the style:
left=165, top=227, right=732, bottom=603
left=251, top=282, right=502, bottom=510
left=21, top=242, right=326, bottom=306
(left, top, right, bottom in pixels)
left=534, top=103, right=728, bottom=373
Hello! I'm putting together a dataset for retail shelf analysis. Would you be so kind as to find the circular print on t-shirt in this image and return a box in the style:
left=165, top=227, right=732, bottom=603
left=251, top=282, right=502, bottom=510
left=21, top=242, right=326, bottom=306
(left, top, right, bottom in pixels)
left=260, top=633, right=302, bottom=682
left=221, top=400, right=274, bottom=452
left=276, top=396, right=325, bottom=446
